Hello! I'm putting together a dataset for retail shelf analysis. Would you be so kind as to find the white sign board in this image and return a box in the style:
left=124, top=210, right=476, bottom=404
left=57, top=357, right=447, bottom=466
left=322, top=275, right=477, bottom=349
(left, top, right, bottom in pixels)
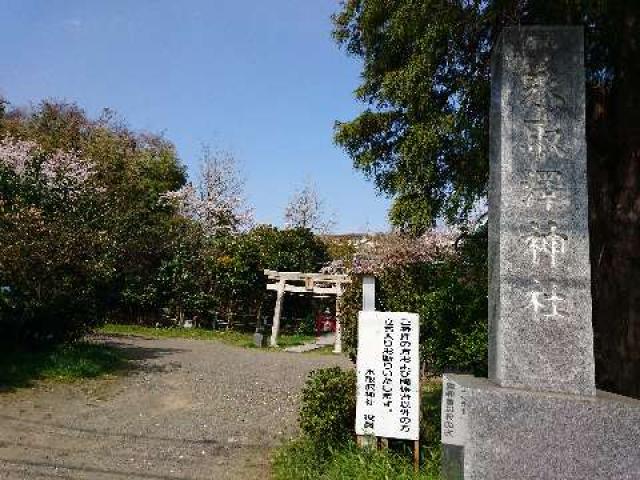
left=355, top=311, right=420, bottom=440
left=441, top=374, right=469, bottom=446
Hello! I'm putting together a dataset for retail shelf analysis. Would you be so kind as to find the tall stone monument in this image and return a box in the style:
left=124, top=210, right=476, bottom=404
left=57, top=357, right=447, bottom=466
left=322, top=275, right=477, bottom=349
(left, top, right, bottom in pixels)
left=488, top=26, right=595, bottom=397
left=441, top=26, right=640, bottom=480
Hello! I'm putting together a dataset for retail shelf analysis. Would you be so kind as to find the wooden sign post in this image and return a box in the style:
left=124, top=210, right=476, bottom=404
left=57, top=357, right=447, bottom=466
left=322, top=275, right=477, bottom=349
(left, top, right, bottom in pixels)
left=355, top=276, right=421, bottom=472
left=357, top=276, right=377, bottom=449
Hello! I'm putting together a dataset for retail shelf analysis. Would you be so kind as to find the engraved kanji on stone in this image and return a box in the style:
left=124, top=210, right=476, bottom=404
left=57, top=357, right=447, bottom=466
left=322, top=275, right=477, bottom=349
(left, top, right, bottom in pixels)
left=524, top=221, right=568, bottom=267
left=522, top=61, right=568, bottom=117
left=528, top=281, right=567, bottom=320
left=524, top=121, right=566, bottom=162
left=522, top=170, right=568, bottom=211
left=521, top=56, right=569, bottom=165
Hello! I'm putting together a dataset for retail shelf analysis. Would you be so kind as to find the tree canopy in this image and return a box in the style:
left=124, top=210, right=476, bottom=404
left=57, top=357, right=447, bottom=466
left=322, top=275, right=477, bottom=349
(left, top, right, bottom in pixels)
left=332, top=0, right=636, bottom=232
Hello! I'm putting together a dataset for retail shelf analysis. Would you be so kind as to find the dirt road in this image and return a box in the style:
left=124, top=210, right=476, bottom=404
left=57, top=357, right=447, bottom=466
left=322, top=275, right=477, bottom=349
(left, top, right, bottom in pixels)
left=0, top=335, right=351, bottom=479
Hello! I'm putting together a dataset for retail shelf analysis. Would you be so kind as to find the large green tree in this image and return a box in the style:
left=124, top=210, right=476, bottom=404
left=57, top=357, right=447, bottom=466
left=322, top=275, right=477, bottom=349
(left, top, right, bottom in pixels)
left=0, top=101, right=187, bottom=333
left=333, top=0, right=640, bottom=397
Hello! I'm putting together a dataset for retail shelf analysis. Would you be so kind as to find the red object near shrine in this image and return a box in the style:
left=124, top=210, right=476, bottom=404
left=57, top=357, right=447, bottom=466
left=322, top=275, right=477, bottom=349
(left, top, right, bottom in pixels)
left=315, top=311, right=336, bottom=335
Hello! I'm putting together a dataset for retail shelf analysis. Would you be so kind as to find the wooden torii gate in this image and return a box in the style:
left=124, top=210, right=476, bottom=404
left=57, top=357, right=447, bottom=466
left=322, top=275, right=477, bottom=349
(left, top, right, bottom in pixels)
left=264, top=270, right=351, bottom=352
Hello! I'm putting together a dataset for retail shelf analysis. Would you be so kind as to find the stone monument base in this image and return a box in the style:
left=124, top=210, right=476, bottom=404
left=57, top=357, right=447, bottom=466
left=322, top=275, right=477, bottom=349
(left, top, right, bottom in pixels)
left=442, top=374, right=640, bottom=480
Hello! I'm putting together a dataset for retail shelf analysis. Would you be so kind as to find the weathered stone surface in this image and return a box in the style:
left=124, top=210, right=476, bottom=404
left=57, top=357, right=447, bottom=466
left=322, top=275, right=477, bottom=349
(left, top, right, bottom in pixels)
left=443, top=374, right=640, bottom=480
left=488, top=26, right=595, bottom=395
left=441, top=444, right=464, bottom=480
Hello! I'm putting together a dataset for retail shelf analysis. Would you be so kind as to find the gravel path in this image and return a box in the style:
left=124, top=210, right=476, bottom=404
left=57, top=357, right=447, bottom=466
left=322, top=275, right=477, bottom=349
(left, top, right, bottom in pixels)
left=0, top=335, right=351, bottom=479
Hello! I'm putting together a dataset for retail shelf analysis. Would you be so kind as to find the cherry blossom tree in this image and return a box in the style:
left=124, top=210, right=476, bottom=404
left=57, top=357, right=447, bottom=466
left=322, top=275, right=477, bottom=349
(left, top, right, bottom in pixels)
left=351, top=231, right=454, bottom=275
left=283, top=181, right=336, bottom=233
left=0, top=136, right=38, bottom=176
left=162, top=147, right=253, bottom=235
left=0, top=136, right=96, bottom=200
left=0, top=135, right=103, bottom=344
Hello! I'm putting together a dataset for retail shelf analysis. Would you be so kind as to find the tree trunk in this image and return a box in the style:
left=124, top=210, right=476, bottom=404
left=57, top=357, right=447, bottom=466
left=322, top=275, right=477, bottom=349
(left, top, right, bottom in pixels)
left=588, top=5, right=640, bottom=398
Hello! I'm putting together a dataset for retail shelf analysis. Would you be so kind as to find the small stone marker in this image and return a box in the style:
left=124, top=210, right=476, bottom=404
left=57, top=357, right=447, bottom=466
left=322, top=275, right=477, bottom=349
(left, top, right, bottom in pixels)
left=440, top=375, right=468, bottom=480
left=253, top=327, right=267, bottom=348
left=441, top=26, right=640, bottom=480
left=355, top=311, right=420, bottom=441
left=440, top=376, right=469, bottom=447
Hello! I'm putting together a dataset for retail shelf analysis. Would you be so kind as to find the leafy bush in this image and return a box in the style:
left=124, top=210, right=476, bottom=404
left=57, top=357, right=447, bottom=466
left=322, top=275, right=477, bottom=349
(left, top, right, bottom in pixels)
left=0, top=101, right=186, bottom=344
left=278, top=369, right=444, bottom=479
left=297, top=367, right=443, bottom=448
left=299, top=367, right=356, bottom=447
left=0, top=133, right=109, bottom=344
left=296, top=314, right=316, bottom=336
left=2, top=289, right=98, bottom=346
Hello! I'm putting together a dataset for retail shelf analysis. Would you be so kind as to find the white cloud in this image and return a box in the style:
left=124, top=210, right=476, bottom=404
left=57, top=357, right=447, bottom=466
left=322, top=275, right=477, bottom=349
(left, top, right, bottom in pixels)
left=63, top=18, right=83, bottom=30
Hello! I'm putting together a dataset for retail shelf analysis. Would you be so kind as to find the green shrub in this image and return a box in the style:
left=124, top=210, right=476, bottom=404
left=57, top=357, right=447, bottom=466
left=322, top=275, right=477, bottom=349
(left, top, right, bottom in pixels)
left=296, top=313, right=316, bottom=336
left=299, top=367, right=444, bottom=452
left=286, top=369, right=444, bottom=479
left=299, top=367, right=356, bottom=446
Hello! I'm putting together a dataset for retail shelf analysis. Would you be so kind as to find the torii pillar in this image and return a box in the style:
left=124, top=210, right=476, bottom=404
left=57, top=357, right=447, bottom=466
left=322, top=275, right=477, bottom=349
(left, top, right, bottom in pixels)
left=333, top=283, right=344, bottom=354
left=270, top=279, right=285, bottom=347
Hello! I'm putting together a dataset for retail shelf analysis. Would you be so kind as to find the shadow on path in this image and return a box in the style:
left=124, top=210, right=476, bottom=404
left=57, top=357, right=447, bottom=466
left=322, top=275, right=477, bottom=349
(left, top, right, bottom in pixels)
left=0, top=413, right=224, bottom=448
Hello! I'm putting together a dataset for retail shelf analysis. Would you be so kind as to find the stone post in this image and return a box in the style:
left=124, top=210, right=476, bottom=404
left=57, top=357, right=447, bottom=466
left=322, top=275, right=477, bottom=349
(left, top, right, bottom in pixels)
left=362, top=276, right=375, bottom=312
left=488, top=26, right=595, bottom=396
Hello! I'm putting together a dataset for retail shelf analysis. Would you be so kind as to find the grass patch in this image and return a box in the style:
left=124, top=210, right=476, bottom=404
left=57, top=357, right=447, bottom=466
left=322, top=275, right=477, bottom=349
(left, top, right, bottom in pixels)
left=421, top=379, right=443, bottom=452
left=98, top=323, right=254, bottom=346
left=273, top=437, right=440, bottom=480
left=0, top=342, right=126, bottom=391
left=97, top=323, right=314, bottom=349
left=303, top=345, right=335, bottom=355
left=275, top=333, right=317, bottom=348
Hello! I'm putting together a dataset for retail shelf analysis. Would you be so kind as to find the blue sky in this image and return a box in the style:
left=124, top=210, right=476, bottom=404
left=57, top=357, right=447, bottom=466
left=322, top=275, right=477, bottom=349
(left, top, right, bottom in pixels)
left=0, top=0, right=390, bottom=232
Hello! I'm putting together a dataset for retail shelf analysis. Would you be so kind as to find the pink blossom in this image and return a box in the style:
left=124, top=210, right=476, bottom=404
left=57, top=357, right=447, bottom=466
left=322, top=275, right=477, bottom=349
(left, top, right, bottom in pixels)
left=41, top=149, right=94, bottom=185
left=0, top=136, right=40, bottom=175
left=161, top=148, right=254, bottom=235
left=350, top=231, right=455, bottom=275
left=0, top=136, right=96, bottom=199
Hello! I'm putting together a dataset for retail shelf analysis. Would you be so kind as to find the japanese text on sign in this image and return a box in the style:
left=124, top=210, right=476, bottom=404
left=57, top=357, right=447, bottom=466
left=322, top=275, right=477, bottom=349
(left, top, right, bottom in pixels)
left=440, top=375, right=469, bottom=447
left=355, top=312, right=420, bottom=441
